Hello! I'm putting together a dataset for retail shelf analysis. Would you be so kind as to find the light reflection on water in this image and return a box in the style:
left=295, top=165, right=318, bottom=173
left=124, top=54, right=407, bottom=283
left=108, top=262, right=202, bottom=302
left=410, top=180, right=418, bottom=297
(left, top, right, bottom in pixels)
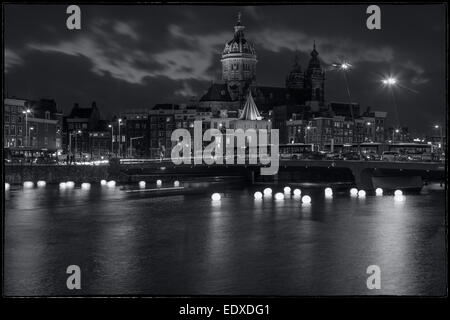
left=4, top=183, right=446, bottom=296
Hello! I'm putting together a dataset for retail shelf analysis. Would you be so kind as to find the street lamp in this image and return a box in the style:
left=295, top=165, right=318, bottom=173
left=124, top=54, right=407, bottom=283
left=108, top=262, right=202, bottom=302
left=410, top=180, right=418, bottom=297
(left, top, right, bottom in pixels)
left=75, top=130, right=82, bottom=158
left=118, top=118, right=122, bottom=157
left=382, top=77, right=397, bottom=85
left=28, top=127, right=34, bottom=147
left=434, top=124, right=443, bottom=151
left=392, top=128, right=400, bottom=144
left=332, top=61, right=354, bottom=119
left=22, top=108, right=31, bottom=147
left=108, top=124, right=114, bottom=156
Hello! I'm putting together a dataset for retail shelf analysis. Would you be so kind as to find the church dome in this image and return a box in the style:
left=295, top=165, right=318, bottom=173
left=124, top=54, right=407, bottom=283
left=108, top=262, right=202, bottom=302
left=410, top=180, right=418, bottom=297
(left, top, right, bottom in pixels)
left=222, top=13, right=256, bottom=56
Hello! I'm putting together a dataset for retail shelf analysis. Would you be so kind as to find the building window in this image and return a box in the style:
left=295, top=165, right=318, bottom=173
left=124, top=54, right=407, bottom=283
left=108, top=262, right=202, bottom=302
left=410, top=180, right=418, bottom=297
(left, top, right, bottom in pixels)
left=44, top=137, right=48, bottom=145
left=5, top=125, right=9, bottom=136
left=10, top=125, right=15, bottom=135
left=45, top=111, right=50, bottom=119
left=17, top=126, right=23, bottom=135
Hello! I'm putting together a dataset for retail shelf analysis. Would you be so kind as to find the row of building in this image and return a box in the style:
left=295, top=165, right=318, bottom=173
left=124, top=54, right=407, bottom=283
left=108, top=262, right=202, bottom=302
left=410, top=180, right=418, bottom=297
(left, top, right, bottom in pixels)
left=3, top=14, right=437, bottom=160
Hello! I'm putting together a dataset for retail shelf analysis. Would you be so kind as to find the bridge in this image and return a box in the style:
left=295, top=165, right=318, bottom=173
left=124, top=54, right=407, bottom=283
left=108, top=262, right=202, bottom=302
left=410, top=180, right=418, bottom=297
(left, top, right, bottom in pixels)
left=114, top=158, right=445, bottom=190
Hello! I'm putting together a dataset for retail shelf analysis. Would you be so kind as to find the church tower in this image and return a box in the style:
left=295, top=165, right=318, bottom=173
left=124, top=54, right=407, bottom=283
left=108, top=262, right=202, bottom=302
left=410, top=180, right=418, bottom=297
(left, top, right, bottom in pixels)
left=286, top=53, right=304, bottom=89
left=221, top=13, right=257, bottom=102
left=304, top=42, right=325, bottom=106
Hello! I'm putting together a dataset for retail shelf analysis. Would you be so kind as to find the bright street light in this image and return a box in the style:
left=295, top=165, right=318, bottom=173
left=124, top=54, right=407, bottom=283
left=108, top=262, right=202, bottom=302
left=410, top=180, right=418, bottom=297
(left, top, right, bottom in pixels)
left=382, top=77, right=397, bottom=85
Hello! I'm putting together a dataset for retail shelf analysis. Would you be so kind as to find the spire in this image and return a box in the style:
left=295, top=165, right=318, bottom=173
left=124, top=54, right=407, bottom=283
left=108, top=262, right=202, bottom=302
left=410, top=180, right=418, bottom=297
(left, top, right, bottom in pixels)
left=239, top=91, right=262, bottom=120
left=234, top=12, right=245, bottom=36
left=311, top=40, right=318, bottom=58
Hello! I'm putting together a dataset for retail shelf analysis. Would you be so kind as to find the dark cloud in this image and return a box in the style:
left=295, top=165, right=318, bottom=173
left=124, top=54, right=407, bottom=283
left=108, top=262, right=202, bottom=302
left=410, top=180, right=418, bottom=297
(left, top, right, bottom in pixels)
left=4, top=4, right=445, bottom=135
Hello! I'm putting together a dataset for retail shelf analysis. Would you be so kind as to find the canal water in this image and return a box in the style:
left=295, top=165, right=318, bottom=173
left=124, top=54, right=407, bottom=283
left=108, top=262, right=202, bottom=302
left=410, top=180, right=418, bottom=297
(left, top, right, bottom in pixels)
left=4, top=181, right=446, bottom=296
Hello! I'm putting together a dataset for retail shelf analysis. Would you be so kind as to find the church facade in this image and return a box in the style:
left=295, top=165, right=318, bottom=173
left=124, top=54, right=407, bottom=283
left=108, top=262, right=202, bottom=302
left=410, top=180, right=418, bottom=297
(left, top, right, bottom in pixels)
left=199, top=14, right=326, bottom=115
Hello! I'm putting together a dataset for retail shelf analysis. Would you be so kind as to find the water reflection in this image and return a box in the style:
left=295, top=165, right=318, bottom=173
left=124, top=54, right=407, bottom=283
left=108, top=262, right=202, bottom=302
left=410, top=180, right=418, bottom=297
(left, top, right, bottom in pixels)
left=4, top=183, right=446, bottom=296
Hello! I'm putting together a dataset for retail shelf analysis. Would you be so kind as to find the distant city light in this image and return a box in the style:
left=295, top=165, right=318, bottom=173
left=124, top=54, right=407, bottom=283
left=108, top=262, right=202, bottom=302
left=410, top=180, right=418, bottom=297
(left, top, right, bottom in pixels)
left=263, top=188, right=272, bottom=196
left=394, top=190, right=403, bottom=197
left=301, top=195, right=312, bottom=204
left=81, top=183, right=91, bottom=190
left=275, top=192, right=284, bottom=200
left=375, top=188, right=383, bottom=196
left=358, top=190, right=366, bottom=197
left=211, top=193, right=221, bottom=201
left=293, top=189, right=301, bottom=196
left=107, top=180, right=116, bottom=188
left=254, top=191, right=263, bottom=200
left=5, top=183, right=10, bottom=191
left=37, top=181, right=46, bottom=187
left=139, top=181, right=146, bottom=188
left=174, top=180, right=180, bottom=187
left=283, top=186, right=291, bottom=194
left=100, top=180, right=107, bottom=186
left=350, top=188, right=358, bottom=196
left=59, top=182, right=67, bottom=189
left=382, top=77, right=397, bottom=85
left=23, top=181, right=34, bottom=188
left=156, top=179, right=162, bottom=187
left=324, top=187, right=333, bottom=196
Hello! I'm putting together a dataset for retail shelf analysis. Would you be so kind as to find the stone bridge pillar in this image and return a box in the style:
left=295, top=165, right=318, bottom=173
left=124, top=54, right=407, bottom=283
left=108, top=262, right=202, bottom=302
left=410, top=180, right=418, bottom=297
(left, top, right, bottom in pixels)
left=349, top=164, right=374, bottom=190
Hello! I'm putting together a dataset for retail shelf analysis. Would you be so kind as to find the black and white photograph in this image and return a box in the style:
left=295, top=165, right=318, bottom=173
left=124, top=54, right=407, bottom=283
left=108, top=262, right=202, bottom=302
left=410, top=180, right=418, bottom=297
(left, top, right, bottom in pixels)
left=2, top=1, right=447, bottom=307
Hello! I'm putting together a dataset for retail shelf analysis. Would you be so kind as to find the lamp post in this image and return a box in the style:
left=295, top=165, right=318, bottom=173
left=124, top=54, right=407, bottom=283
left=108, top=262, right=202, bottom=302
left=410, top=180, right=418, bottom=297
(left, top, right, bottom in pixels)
left=129, top=136, right=144, bottom=158
left=75, top=130, right=82, bottom=158
left=332, top=61, right=354, bottom=120
left=28, top=127, right=34, bottom=147
left=108, top=124, right=114, bottom=156
left=22, top=108, right=31, bottom=147
left=118, top=118, right=122, bottom=157
left=434, top=124, right=443, bottom=152
left=392, top=128, right=400, bottom=144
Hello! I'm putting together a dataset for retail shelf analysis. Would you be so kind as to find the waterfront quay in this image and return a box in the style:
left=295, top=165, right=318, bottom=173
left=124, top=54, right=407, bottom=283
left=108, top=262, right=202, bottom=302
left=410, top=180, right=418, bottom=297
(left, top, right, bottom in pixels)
left=5, top=157, right=445, bottom=191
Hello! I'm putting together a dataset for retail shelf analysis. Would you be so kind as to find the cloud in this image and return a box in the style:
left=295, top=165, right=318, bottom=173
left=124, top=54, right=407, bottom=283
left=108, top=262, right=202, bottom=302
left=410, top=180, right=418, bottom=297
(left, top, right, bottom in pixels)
left=4, top=48, right=24, bottom=73
left=113, top=21, right=139, bottom=41
left=401, top=60, right=429, bottom=85
left=253, top=28, right=394, bottom=65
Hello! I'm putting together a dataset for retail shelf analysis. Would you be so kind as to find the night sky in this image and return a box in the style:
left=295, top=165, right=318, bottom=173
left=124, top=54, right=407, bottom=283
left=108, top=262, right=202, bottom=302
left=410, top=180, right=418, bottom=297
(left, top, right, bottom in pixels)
left=4, top=4, right=446, bottom=136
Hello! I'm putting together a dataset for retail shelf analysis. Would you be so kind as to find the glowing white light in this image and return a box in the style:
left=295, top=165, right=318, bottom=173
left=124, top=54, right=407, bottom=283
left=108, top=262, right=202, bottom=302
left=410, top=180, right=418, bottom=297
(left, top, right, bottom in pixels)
left=382, top=77, right=397, bottom=85
left=59, top=182, right=67, bottom=189
left=156, top=179, right=162, bottom=187
left=394, top=195, right=406, bottom=202
left=341, top=63, right=350, bottom=70
left=37, top=181, right=46, bottom=187
left=375, top=188, right=383, bottom=196
left=350, top=188, right=358, bottom=196
left=174, top=180, right=180, bottom=187
left=283, top=186, right=291, bottom=194
left=358, top=190, right=366, bottom=197
left=263, top=188, right=272, bottom=196
left=301, top=195, right=312, bottom=204
left=100, top=180, right=107, bottom=186
left=139, top=181, right=146, bottom=188
left=81, top=183, right=91, bottom=190
left=275, top=192, right=284, bottom=200
left=5, top=183, right=10, bottom=191
left=254, top=191, right=263, bottom=200
left=324, top=187, right=333, bottom=196
left=66, top=181, right=75, bottom=188
left=394, top=190, right=403, bottom=196
left=211, top=193, right=221, bottom=201
left=23, top=181, right=34, bottom=188
left=107, top=180, right=116, bottom=188
left=293, top=189, right=302, bottom=196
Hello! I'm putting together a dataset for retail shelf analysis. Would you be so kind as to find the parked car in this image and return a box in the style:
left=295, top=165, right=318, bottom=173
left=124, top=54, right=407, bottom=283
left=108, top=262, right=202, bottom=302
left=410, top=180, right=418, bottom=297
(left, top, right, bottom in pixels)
left=305, top=151, right=326, bottom=160
left=342, top=152, right=362, bottom=161
left=363, top=152, right=381, bottom=161
left=326, top=152, right=343, bottom=160
left=381, top=151, right=399, bottom=161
